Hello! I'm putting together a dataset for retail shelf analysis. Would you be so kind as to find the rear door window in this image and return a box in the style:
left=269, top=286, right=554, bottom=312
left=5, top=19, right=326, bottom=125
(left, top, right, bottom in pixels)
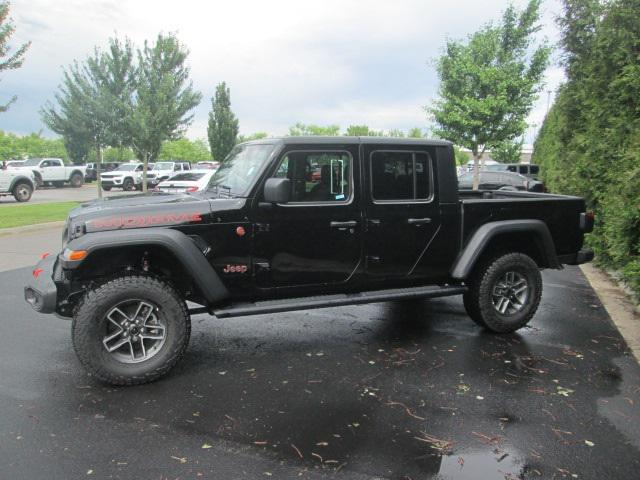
left=370, top=151, right=432, bottom=201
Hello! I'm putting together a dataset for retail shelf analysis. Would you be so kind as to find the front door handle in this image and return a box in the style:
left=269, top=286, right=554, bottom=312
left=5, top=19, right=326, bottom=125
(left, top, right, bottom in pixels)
left=407, top=217, right=432, bottom=225
left=330, top=220, right=357, bottom=229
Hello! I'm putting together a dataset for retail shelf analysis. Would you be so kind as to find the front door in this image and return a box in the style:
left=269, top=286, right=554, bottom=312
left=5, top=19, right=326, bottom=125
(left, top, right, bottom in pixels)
left=363, top=147, right=441, bottom=280
left=41, top=159, right=65, bottom=181
left=253, top=146, right=362, bottom=290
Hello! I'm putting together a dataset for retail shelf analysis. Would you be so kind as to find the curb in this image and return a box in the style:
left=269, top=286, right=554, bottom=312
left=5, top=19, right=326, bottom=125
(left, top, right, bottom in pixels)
left=0, top=221, right=65, bottom=237
left=580, top=263, right=640, bottom=363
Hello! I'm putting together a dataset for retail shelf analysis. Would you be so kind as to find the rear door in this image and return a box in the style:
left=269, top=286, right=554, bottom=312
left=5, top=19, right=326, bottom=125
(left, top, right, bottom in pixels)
left=363, top=146, right=441, bottom=280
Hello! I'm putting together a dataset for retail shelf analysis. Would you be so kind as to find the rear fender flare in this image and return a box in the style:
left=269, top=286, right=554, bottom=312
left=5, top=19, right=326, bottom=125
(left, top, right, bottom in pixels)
left=62, top=228, right=228, bottom=304
left=8, top=175, right=35, bottom=192
left=451, top=219, right=559, bottom=279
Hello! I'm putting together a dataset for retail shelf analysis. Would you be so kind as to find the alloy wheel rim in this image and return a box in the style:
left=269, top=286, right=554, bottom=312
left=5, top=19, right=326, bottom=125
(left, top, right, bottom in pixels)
left=102, top=300, right=167, bottom=363
left=491, top=271, right=529, bottom=315
left=17, top=186, right=30, bottom=200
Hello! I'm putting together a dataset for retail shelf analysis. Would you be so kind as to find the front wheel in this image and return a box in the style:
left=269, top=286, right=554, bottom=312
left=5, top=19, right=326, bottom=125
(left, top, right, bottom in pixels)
left=463, top=252, right=542, bottom=333
left=72, top=275, right=191, bottom=385
left=122, top=177, right=135, bottom=191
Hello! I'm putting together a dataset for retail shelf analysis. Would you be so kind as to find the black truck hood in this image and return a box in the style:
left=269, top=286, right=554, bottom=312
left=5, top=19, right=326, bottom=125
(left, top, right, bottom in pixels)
left=68, top=193, right=247, bottom=234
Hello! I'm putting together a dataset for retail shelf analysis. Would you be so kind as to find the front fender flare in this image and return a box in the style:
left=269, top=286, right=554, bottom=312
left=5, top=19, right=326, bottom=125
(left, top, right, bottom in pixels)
left=451, top=219, right=559, bottom=280
left=61, top=228, right=229, bottom=304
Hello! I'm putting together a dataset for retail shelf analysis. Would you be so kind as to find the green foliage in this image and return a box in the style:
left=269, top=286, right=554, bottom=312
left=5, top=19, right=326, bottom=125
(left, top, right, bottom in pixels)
left=288, top=123, right=340, bottom=136
left=237, top=132, right=268, bottom=144
left=407, top=128, right=426, bottom=139
left=453, top=146, right=470, bottom=166
left=158, top=138, right=211, bottom=161
left=491, top=139, right=524, bottom=164
left=207, top=82, right=239, bottom=161
left=130, top=33, right=202, bottom=180
left=0, top=1, right=30, bottom=112
left=430, top=0, right=550, bottom=187
left=344, top=125, right=383, bottom=136
left=532, top=0, right=640, bottom=295
left=0, top=130, right=67, bottom=161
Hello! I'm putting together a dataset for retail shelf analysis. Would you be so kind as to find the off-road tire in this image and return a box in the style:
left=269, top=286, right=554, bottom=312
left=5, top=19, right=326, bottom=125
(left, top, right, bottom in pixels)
left=12, top=181, right=33, bottom=202
left=123, top=177, right=135, bottom=191
left=70, top=172, right=84, bottom=188
left=463, top=252, right=542, bottom=333
left=72, top=275, right=191, bottom=385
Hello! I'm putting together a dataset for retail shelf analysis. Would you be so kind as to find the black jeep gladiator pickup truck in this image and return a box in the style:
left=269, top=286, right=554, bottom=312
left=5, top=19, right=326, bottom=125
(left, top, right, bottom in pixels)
left=24, top=137, right=594, bottom=385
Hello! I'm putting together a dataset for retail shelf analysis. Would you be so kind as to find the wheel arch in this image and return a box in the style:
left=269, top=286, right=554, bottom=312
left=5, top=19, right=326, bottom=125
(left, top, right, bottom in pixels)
left=63, top=228, right=229, bottom=305
left=451, top=220, right=559, bottom=280
left=8, top=175, right=35, bottom=192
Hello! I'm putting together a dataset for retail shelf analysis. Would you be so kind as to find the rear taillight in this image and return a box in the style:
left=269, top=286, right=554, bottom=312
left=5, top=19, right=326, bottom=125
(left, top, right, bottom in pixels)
left=186, top=187, right=198, bottom=193
left=580, top=210, right=595, bottom=232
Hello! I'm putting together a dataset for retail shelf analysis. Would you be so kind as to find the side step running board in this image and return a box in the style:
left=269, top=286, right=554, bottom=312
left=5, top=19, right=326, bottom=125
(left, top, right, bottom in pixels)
left=205, top=285, right=467, bottom=319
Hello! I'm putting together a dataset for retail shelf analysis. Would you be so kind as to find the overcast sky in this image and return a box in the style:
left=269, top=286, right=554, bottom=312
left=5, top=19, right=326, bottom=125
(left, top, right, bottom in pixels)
left=0, top=0, right=564, bottom=143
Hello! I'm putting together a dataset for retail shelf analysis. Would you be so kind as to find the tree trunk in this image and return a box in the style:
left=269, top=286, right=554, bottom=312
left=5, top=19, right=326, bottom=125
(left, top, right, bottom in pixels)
left=142, top=152, right=148, bottom=193
left=472, top=152, right=482, bottom=191
left=96, top=144, right=103, bottom=199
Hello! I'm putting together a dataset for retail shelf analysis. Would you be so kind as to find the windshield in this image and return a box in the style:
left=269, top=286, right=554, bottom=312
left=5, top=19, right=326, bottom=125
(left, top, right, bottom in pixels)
left=207, top=143, right=275, bottom=196
left=23, top=158, right=42, bottom=166
left=116, top=164, right=139, bottom=171
left=153, top=162, right=174, bottom=170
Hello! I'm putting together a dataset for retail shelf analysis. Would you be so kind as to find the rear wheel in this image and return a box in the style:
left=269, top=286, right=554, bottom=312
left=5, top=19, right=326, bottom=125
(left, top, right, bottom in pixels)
left=72, top=275, right=191, bottom=385
left=463, top=252, right=542, bottom=333
left=12, top=182, right=33, bottom=202
left=70, top=172, right=84, bottom=188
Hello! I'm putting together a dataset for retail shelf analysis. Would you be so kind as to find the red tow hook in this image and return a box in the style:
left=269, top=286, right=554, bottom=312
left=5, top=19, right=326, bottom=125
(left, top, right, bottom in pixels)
left=40, top=252, right=50, bottom=259
left=32, top=268, right=44, bottom=278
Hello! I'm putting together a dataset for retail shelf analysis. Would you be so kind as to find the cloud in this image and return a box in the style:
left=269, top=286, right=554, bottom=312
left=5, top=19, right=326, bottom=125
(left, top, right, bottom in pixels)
left=0, top=0, right=564, bottom=141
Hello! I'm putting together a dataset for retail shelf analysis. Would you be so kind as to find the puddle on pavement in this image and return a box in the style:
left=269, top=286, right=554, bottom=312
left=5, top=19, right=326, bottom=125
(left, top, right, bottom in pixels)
left=436, top=448, right=525, bottom=479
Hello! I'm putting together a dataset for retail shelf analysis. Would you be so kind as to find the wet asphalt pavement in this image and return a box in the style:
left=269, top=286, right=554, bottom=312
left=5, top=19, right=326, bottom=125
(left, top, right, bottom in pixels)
left=1, top=266, right=639, bottom=479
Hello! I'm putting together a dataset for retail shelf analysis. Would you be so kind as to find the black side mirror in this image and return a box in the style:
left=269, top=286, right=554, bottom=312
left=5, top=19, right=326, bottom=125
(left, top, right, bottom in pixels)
left=264, top=178, right=291, bottom=204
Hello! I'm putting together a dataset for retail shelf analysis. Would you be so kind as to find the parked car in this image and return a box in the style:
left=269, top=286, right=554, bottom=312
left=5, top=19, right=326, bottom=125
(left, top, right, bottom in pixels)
left=0, top=167, right=36, bottom=202
left=85, top=162, right=123, bottom=182
left=458, top=171, right=544, bottom=192
left=155, top=170, right=216, bottom=193
left=485, top=163, right=541, bottom=179
left=195, top=161, right=219, bottom=170
left=5, top=160, right=26, bottom=169
left=13, top=158, right=86, bottom=188
left=99, top=163, right=145, bottom=191
left=146, top=161, right=191, bottom=187
left=25, top=136, right=594, bottom=385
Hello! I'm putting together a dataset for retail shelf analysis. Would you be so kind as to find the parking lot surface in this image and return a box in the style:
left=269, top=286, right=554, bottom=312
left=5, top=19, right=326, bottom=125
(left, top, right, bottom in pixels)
left=0, top=183, right=132, bottom=205
left=1, top=266, right=639, bottom=479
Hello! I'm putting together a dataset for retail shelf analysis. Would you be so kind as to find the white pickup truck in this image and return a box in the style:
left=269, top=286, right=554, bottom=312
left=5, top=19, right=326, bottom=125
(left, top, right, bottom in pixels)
left=0, top=168, right=36, bottom=202
left=14, top=158, right=86, bottom=188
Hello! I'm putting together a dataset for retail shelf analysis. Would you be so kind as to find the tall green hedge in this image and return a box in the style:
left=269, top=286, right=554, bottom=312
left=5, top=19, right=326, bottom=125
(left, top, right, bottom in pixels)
left=532, top=0, right=640, bottom=294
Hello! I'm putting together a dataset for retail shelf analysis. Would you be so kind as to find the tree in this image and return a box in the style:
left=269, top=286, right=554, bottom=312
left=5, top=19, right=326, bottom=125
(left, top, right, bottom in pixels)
left=407, top=127, right=425, bottom=138
left=237, top=132, right=268, bottom=143
left=344, top=125, right=383, bottom=136
left=129, top=34, right=202, bottom=191
left=288, top=123, right=340, bottom=136
left=158, top=138, right=211, bottom=161
left=41, top=39, right=134, bottom=196
left=430, top=0, right=550, bottom=189
left=491, top=138, right=524, bottom=163
left=0, top=1, right=30, bottom=112
left=207, top=82, right=239, bottom=161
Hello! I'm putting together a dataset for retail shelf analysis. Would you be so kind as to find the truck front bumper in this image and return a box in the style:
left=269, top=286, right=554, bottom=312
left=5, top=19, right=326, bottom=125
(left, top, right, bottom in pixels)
left=24, top=254, right=59, bottom=314
left=558, top=248, right=595, bottom=266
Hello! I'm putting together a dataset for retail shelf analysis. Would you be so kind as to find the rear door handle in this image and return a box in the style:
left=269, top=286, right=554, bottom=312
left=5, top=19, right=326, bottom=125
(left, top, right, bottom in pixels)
left=330, top=220, right=357, bottom=229
left=407, top=217, right=432, bottom=225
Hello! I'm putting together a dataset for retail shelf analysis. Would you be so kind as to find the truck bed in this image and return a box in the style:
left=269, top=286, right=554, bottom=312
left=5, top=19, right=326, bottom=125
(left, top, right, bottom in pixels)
left=458, top=190, right=587, bottom=256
